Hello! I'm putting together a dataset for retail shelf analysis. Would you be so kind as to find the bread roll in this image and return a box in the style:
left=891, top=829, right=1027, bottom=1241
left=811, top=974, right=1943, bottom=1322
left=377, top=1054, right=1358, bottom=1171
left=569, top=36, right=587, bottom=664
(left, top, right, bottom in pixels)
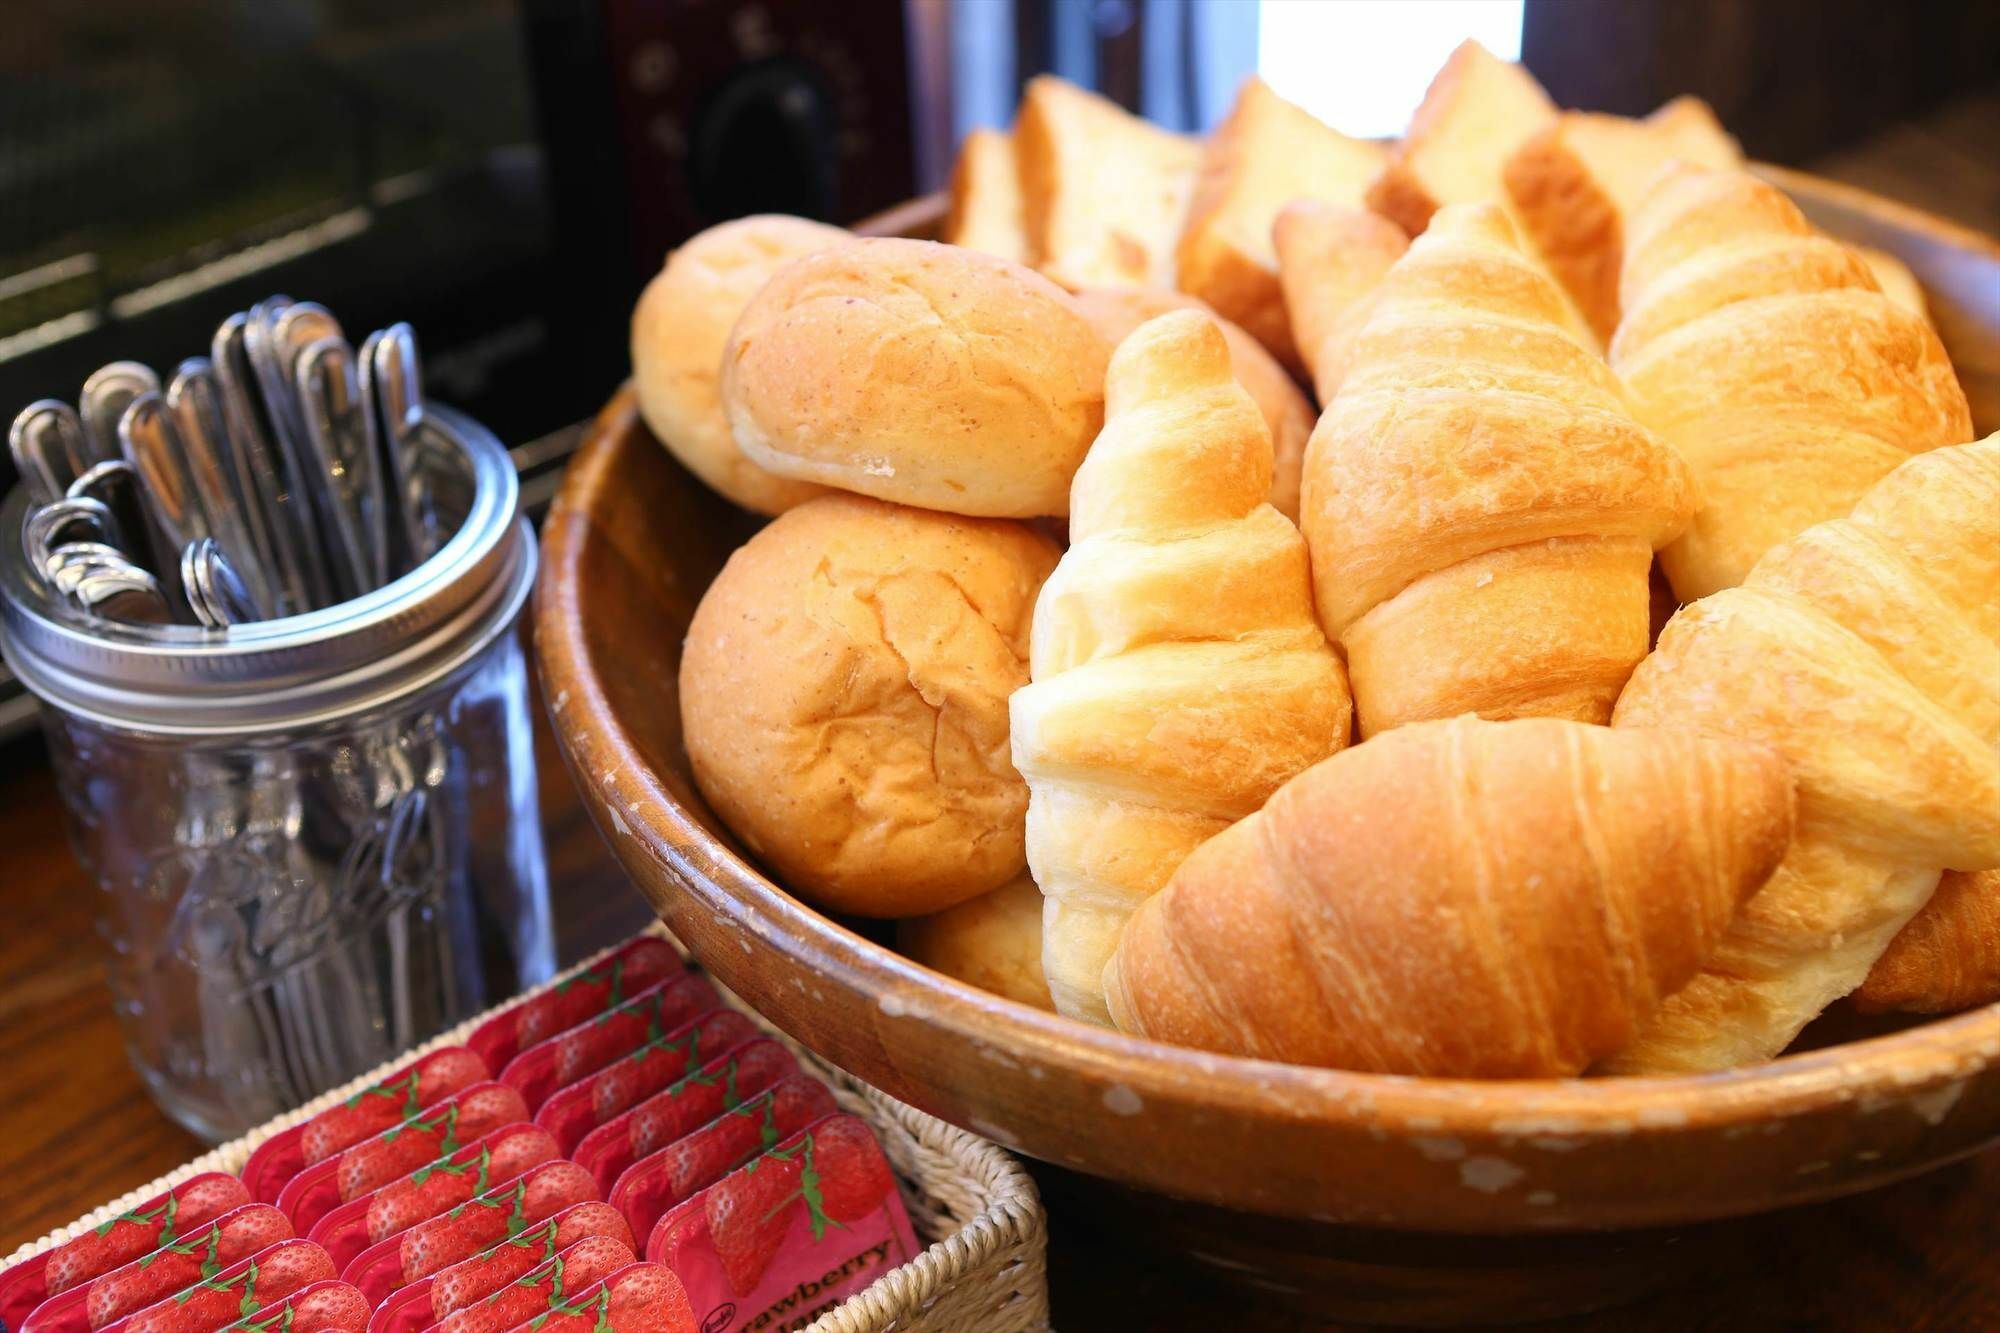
left=630, top=215, right=846, bottom=515
left=944, top=129, right=1030, bottom=264
left=1069, top=287, right=1313, bottom=520
left=1502, top=97, right=1742, bottom=340
left=721, top=238, right=1109, bottom=517
left=1012, top=311, right=1351, bottom=1024
left=1175, top=76, right=1384, bottom=372
left=1366, top=40, right=1557, bottom=237
left=897, top=874, right=1054, bottom=1010
left=1106, top=716, right=1794, bottom=1077
left=1606, top=437, right=2000, bottom=1072
left=1016, top=75, right=1201, bottom=290
left=681, top=494, right=1060, bottom=917
left=1611, top=164, right=1972, bottom=600
left=1301, top=203, right=1694, bottom=737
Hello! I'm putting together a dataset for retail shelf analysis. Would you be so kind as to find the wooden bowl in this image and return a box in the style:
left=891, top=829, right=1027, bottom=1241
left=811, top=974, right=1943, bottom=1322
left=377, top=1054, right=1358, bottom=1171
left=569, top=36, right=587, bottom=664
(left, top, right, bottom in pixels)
left=534, top=174, right=2000, bottom=1322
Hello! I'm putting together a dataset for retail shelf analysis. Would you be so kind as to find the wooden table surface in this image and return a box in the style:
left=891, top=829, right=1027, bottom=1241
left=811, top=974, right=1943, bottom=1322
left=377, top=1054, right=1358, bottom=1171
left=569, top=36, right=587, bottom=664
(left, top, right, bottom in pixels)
left=7, top=104, right=2000, bottom=1329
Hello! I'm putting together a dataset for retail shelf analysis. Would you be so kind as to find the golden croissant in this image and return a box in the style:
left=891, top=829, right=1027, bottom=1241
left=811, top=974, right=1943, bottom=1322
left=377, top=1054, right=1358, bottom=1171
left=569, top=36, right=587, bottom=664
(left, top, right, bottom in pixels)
left=1301, top=202, right=1695, bottom=738
left=1611, top=164, right=1972, bottom=601
left=1606, top=436, right=2000, bottom=1073
left=1105, top=716, right=1794, bottom=1077
left=1010, top=309, right=1352, bottom=1025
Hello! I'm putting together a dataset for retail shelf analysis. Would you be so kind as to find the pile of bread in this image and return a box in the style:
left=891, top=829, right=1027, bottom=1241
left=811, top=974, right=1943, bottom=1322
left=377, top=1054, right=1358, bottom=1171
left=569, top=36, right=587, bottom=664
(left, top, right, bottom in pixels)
left=631, top=42, right=1999, bottom=1081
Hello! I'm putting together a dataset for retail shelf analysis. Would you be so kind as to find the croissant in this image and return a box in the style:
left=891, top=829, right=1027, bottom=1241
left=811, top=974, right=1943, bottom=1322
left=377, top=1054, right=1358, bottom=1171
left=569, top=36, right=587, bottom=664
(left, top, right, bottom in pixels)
left=1611, top=164, right=1972, bottom=601
left=1271, top=201, right=1408, bottom=405
left=1104, top=716, right=1794, bottom=1077
left=1010, top=310, right=1352, bottom=1024
left=1854, top=870, right=2000, bottom=1015
left=1300, top=202, right=1695, bottom=738
left=1606, top=436, right=2000, bottom=1073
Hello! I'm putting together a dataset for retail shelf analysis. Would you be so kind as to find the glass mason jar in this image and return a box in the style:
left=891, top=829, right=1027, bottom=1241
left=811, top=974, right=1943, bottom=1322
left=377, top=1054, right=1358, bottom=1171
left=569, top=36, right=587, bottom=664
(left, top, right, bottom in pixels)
left=0, top=408, right=553, bottom=1141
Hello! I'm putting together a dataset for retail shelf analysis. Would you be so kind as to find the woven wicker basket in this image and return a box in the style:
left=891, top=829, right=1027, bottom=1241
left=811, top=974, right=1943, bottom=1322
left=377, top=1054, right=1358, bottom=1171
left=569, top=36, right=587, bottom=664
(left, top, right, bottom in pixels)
left=4, top=925, right=1050, bottom=1333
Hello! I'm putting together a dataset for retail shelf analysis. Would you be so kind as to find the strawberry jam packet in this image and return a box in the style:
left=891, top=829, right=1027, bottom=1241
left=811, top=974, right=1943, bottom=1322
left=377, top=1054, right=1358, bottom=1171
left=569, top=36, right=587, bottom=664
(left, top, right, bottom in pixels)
left=608, top=1077, right=838, bottom=1245
left=467, top=939, right=685, bottom=1072
left=339, top=1160, right=599, bottom=1305
left=214, top=1281, right=371, bottom=1333
left=646, top=1116, right=916, bottom=1333
left=499, top=1263, right=694, bottom=1333
left=431, top=1235, right=634, bottom=1333
left=21, top=1204, right=293, bottom=1333
left=498, top=972, right=720, bottom=1113
left=304, top=1125, right=558, bottom=1273
left=572, top=1039, right=800, bottom=1195
left=242, top=1049, right=489, bottom=1205
left=277, top=1084, right=531, bottom=1231
left=361, top=1202, right=634, bottom=1333
left=2, top=1175, right=253, bottom=1333
left=98, top=1240, right=337, bottom=1333
left=534, top=1010, right=759, bottom=1156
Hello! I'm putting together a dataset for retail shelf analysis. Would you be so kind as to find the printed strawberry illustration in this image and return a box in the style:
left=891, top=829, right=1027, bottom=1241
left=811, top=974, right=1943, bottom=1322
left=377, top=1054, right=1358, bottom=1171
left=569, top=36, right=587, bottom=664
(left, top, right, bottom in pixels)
left=366, top=1128, right=561, bottom=1244
left=807, top=1117, right=898, bottom=1224
left=504, top=1263, right=694, bottom=1333
left=546, top=974, right=719, bottom=1089
left=700, top=1117, right=896, bottom=1296
left=44, top=1176, right=251, bottom=1295
left=515, top=941, right=680, bottom=1049
left=84, top=1204, right=291, bottom=1329
left=118, top=1241, right=336, bottom=1333
left=436, top=1236, right=633, bottom=1333
left=625, top=1042, right=795, bottom=1163
left=215, top=1281, right=370, bottom=1333
left=426, top=1205, right=635, bottom=1323
left=298, top=1049, right=488, bottom=1167
left=661, top=1078, right=838, bottom=1202
left=586, top=1012, right=756, bottom=1127
left=399, top=1162, right=599, bottom=1283
left=335, top=1084, right=529, bottom=1202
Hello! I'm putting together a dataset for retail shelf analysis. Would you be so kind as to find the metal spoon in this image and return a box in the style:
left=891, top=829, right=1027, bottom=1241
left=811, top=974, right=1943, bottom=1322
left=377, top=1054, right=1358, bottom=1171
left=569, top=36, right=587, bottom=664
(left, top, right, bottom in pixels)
left=297, top=336, right=386, bottom=597
left=21, top=496, right=118, bottom=580
left=72, top=562, right=172, bottom=625
left=167, top=359, right=277, bottom=619
left=214, top=311, right=326, bottom=614
left=80, top=362, right=160, bottom=466
left=117, top=392, right=208, bottom=618
left=10, top=401, right=90, bottom=507
left=180, top=538, right=261, bottom=629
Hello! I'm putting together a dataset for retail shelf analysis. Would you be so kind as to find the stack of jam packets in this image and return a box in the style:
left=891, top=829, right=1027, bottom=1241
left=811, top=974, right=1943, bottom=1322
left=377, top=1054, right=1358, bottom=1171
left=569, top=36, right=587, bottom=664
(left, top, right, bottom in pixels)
left=0, top=939, right=921, bottom=1333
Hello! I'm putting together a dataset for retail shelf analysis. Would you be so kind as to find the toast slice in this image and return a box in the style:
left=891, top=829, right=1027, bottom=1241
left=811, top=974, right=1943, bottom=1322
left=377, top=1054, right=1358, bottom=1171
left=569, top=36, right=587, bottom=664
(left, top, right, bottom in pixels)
left=943, top=128, right=1031, bottom=265
left=1272, top=202, right=1409, bottom=404
left=1366, top=40, right=1557, bottom=237
left=1175, top=76, right=1386, bottom=372
left=1503, top=97, right=1742, bottom=339
left=1016, top=75, right=1201, bottom=290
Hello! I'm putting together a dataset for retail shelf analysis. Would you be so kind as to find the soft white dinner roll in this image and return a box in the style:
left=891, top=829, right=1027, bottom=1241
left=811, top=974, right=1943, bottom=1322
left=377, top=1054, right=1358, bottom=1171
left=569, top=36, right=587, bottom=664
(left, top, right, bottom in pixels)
left=680, top=494, right=1061, bottom=917
left=631, top=214, right=848, bottom=515
left=720, top=238, right=1109, bottom=518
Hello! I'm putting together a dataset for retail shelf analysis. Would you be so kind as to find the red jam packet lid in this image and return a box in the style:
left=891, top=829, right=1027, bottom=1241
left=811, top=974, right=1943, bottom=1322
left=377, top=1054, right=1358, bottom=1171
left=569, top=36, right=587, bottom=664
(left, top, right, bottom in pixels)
left=214, top=1280, right=371, bottom=1332
left=535, top=1009, right=760, bottom=1156
left=305, top=1123, right=556, bottom=1273
left=498, top=1262, right=695, bottom=1333
left=21, top=1204, right=292, bottom=1333
left=572, top=1038, right=799, bottom=1195
left=427, top=1234, right=634, bottom=1333
left=362, top=1201, right=634, bottom=1333
left=468, top=939, right=685, bottom=1071
left=339, top=1160, right=600, bottom=1306
left=646, top=1115, right=915, bottom=1333
left=608, top=1075, right=839, bottom=1245
left=243, top=1048, right=489, bottom=1205
left=498, top=972, right=720, bottom=1113
left=278, top=1083, right=531, bottom=1231
left=97, top=1239, right=337, bottom=1333
left=2, top=1173, right=252, bottom=1333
